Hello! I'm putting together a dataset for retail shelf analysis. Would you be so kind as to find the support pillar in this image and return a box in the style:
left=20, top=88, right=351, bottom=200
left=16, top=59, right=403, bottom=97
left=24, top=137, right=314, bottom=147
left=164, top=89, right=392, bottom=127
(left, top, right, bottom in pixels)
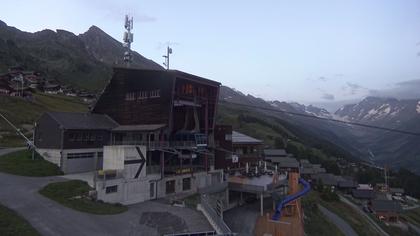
left=260, top=193, right=264, bottom=216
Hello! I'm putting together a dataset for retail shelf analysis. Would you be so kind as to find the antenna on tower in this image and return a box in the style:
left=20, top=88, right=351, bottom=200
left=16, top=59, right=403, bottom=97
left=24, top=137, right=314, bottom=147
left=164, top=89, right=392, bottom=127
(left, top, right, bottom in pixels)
left=123, top=15, right=134, bottom=66
left=162, top=46, right=172, bottom=70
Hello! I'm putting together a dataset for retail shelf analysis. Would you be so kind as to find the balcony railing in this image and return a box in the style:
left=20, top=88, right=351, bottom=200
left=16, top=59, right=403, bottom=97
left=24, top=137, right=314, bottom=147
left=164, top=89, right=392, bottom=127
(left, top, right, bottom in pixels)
left=112, top=140, right=206, bottom=150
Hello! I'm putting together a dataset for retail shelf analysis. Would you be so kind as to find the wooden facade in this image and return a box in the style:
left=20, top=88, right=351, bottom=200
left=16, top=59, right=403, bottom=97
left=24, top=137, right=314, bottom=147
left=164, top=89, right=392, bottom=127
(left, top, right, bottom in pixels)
left=93, top=68, right=221, bottom=175
left=93, top=68, right=220, bottom=139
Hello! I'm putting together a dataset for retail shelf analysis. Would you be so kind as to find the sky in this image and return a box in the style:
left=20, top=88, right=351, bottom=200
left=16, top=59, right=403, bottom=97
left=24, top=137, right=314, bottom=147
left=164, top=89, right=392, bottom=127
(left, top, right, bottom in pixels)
left=1, top=0, right=420, bottom=110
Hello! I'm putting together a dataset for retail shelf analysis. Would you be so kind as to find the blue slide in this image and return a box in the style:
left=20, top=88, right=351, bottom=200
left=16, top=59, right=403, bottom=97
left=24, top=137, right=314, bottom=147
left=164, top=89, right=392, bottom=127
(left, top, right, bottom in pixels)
left=272, top=178, right=311, bottom=221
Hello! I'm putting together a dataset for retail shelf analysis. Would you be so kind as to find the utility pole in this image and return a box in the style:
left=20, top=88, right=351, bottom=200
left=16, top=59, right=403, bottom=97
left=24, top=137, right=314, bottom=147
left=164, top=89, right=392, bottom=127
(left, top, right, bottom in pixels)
left=32, top=122, right=36, bottom=160
left=162, top=46, right=172, bottom=70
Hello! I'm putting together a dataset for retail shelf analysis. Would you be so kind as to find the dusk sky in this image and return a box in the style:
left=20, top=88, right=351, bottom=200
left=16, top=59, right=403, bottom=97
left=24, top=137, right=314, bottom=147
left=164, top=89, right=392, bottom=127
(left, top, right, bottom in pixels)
left=1, top=0, right=420, bottom=110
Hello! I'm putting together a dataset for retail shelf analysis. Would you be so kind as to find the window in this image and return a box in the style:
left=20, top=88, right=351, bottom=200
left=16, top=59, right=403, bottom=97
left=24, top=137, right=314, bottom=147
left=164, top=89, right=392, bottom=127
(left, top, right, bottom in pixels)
left=67, top=152, right=95, bottom=159
left=137, top=91, right=148, bottom=100
left=69, top=133, right=75, bottom=141
left=149, top=89, right=160, bottom=98
left=125, top=92, right=136, bottom=101
left=105, top=185, right=118, bottom=194
left=150, top=182, right=155, bottom=198
left=97, top=135, right=103, bottom=141
left=225, top=134, right=232, bottom=141
left=166, top=180, right=175, bottom=194
left=182, top=178, right=191, bottom=191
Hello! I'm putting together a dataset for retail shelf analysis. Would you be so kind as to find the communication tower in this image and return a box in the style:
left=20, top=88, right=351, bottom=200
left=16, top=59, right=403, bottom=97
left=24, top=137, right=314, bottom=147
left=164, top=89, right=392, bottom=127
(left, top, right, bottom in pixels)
left=123, top=15, right=134, bottom=66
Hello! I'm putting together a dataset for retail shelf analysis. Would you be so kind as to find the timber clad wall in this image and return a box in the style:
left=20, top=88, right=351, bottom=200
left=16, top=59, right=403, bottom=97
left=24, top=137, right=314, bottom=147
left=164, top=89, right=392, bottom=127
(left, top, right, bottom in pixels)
left=93, top=69, right=173, bottom=126
left=35, top=113, right=62, bottom=149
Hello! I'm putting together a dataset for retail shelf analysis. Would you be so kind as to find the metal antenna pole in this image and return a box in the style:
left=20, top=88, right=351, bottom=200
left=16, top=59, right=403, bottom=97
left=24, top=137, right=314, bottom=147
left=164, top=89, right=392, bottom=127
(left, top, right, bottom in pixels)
left=162, top=46, right=172, bottom=70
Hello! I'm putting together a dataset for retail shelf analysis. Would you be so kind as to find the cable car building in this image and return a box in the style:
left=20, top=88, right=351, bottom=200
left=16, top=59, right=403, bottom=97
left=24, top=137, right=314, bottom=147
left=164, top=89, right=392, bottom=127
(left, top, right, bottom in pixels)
left=91, top=68, right=224, bottom=204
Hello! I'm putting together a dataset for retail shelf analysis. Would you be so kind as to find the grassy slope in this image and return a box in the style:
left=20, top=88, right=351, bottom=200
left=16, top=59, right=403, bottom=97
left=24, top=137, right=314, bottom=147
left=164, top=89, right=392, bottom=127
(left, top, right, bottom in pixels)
left=0, top=150, right=63, bottom=176
left=0, top=204, right=40, bottom=236
left=0, top=92, right=88, bottom=146
left=39, top=180, right=127, bottom=215
left=302, top=192, right=345, bottom=236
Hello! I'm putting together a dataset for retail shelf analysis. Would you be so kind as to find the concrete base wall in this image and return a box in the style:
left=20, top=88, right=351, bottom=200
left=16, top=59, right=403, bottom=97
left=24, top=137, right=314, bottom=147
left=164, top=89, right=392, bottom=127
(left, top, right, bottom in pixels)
left=97, top=171, right=224, bottom=205
left=37, top=148, right=104, bottom=174
left=37, top=148, right=61, bottom=166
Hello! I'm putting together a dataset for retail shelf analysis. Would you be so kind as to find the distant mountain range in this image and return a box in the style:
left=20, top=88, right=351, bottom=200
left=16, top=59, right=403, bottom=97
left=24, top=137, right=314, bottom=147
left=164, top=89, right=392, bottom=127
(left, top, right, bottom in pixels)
left=334, top=97, right=420, bottom=173
left=1, top=19, right=419, bottom=174
left=0, top=20, right=162, bottom=90
left=221, top=86, right=420, bottom=173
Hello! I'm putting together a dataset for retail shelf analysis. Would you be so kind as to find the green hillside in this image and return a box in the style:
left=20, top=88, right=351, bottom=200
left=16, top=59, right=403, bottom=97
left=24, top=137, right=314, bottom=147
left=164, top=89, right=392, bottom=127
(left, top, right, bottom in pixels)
left=0, top=92, right=88, bottom=146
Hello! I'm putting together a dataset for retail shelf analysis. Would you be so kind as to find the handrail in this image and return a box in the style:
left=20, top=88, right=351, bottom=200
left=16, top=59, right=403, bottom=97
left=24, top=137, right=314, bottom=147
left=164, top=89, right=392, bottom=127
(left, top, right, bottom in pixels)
left=200, top=194, right=233, bottom=234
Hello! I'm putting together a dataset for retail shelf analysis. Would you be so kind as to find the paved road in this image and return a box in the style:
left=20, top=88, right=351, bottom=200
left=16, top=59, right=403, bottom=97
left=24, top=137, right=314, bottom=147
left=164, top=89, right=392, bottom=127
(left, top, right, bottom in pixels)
left=318, top=204, right=357, bottom=236
left=0, top=147, right=25, bottom=156
left=0, top=149, right=212, bottom=236
left=408, top=222, right=420, bottom=235
left=339, top=195, right=389, bottom=236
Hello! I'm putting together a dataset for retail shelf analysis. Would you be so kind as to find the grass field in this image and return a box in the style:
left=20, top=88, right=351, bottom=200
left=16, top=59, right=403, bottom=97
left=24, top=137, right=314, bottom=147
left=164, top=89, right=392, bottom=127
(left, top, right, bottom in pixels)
left=316, top=192, right=380, bottom=236
left=302, top=192, right=345, bottom=236
left=404, top=207, right=420, bottom=226
left=0, top=92, right=88, bottom=147
left=0, top=150, right=63, bottom=176
left=39, top=180, right=127, bottom=215
left=0, top=204, right=40, bottom=236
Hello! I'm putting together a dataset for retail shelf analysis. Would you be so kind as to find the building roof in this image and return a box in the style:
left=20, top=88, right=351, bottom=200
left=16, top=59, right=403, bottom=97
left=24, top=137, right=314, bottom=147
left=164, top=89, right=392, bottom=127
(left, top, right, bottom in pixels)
left=390, top=188, right=404, bottom=194
left=169, top=70, right=221, bottom=87
left=112, top=124, right=166, bottom=131
left=266, top=156, right=299, bottom=168
left=46, top=112, right=118, bottom=130
left=232, top=131, right=262, bottom=144
left=313, top=173, right=339, bottom=186
left=338, top=179, right=358, bottom=188
left=263, top=149, right=287, bottom=157
left=352, top=189, right=376, bottom=199
left=372, top=200, right=402, bottom=213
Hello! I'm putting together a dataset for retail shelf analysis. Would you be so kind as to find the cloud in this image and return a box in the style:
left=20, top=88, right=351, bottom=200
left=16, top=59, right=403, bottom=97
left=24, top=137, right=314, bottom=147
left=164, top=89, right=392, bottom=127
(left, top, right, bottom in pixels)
left=321, top=93, right=335, bottom=100
left=369, top=79, right=420, bottom=99
left=342, top=82, right=364, bottom=95
left=318, top=76, right=328, bottom=82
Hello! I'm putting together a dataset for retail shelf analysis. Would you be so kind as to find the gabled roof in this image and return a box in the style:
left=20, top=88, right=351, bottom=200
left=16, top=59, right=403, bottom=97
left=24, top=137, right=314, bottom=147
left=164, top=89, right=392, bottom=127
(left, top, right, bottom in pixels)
left=313, top=173, right=339, bottom=186
left=268, top=156, right=299, bottom=168
left=352, top=189, right=376, bottom=199
left=113, top=124, right=166, bottom=131
left=169, top=70, right=221, bottom=87
left=390, top=188, right=404, bottom=194
left=264, top=149, right=287, bottom=157
left=372, top=200, right=402, bottom=213
left=46, top=112, right=118, bottom=130
left=232, top=131, right=262, bottom=144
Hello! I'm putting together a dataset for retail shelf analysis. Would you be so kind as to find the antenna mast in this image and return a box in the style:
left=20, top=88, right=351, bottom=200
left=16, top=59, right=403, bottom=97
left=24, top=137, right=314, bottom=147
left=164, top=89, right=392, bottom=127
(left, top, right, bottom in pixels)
left=162, top=46, right=172, bottom=70
left=123, top=15, right=134, bottom=67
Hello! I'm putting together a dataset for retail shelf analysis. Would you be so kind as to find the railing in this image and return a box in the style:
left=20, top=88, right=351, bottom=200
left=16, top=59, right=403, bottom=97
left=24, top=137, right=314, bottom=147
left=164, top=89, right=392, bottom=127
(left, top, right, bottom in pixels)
left=199, top=194, right=234, bottom=235
left=112, top=141, right=203, bottom=150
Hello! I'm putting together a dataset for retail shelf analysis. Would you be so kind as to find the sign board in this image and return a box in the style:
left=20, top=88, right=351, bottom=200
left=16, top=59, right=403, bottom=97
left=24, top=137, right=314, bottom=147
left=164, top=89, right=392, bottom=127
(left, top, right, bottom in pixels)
left=232, top=154, right=239, bottom=163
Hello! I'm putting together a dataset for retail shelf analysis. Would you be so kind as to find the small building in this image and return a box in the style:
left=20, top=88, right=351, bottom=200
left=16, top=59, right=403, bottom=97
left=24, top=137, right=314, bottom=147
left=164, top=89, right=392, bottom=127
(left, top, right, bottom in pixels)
left=35, top=112, right=118, bottom=173
left=337, top=177, right=358, bottom=194
left=263, top=149, right=287, bottom=160
left=371, top=200, right=402, bottom=222
left=389, top=188, right=404, bottom=196
left=231, top=131, right=263, bottom=167
left=312, top=173, right=338, bottom=187
left=352, top=189, right=376, bottom=200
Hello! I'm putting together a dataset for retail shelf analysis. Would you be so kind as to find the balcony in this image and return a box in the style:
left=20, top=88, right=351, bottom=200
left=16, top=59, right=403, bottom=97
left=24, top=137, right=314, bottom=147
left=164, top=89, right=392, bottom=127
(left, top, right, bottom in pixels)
left=111, top=140, right=205, bottom=150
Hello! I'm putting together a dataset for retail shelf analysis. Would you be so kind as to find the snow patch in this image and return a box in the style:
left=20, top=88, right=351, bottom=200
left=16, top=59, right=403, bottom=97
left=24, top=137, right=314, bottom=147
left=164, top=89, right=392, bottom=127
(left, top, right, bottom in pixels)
left=417, top=101, right=420, bottom=114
